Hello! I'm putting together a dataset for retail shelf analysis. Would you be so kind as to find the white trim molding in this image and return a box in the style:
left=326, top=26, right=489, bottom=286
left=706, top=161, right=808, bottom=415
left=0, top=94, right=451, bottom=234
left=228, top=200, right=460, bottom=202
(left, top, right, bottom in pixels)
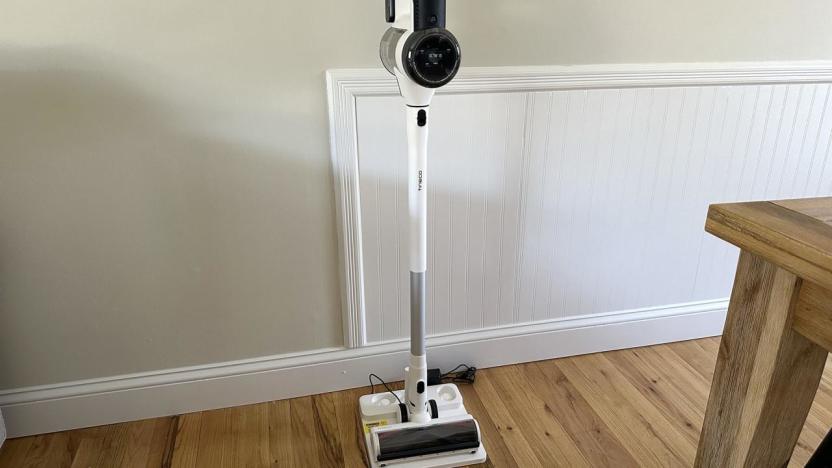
left=1, top=299, right=726, bottom=437
left=327, top=70, right=368, bottom=348
left=328, top=62, right=832, bottom=99
left=0, top=410, right=5, bottom=449
left=326, top=61, right=832, bottom=348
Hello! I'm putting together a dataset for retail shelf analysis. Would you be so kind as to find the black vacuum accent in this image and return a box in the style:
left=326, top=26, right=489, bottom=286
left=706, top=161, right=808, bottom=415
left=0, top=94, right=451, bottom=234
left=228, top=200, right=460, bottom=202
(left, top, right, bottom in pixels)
left=398, top=403, right=409, bottom=423
left=402, top=27, right=461, bottom=88
left=413, top=0, right=446, bottom=30
left=429, top=399, right=439, bottom=419
left=427, top=368, right=442, bottom=385
left=417, top=109, right=427, bottom=126
left=376, top=419, right=480, bottom=462
left=385, top=0, right=395, bottom=22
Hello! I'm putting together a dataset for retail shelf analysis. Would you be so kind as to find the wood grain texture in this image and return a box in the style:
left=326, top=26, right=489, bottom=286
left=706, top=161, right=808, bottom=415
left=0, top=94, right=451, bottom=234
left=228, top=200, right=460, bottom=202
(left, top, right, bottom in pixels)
left=228, top=404, right=270, bottom=468
left=456, top=381, right=518, bottom=468
left=695, top=251, right=828, bottom=467
left=68, top=426, right=113, bottom=468
left=485, top=366, right=589, bottom=466
left=606, top=348, right=704, bottom=446
left=527, top=360, right=639, bottom=467
left=558, top=353, right=693, bottom=466
left=267, top=400, right=293, bottom=468
left=469, top=369, right=542, bottom=467
left=168, top=413, right=200, bottom=468
left=331, top=387, right=367, bottom=468
left=5, top=337, right=832, bottom=467
left=706, top=200, right=832, bottom=291
left=192, top=409, right=230, bottom=467
left=667, top=339, right=718, bottom=381
left=774, top=197, right=832, bottom=226
left=20, top=432, right=72, bottom=468
left=794, top=280, right=832, bottom=350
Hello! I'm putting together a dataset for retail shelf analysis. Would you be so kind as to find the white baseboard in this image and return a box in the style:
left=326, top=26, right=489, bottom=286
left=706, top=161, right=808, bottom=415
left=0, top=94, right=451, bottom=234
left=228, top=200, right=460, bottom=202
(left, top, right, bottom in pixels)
left=0, top=300, right=725, bottom=437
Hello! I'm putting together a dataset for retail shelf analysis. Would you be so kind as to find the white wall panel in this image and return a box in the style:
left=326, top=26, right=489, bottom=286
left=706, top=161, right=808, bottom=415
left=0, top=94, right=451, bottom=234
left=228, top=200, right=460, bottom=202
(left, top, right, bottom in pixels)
left=350, top=72, right=832, bottom=345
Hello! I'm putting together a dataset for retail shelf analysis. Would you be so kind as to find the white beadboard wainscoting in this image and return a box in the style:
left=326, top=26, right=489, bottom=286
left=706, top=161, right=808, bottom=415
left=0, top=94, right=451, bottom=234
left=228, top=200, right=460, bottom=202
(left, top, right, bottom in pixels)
left=335, top=64, right=832, bottom=346
left=3, top=62, right=832, bottom=437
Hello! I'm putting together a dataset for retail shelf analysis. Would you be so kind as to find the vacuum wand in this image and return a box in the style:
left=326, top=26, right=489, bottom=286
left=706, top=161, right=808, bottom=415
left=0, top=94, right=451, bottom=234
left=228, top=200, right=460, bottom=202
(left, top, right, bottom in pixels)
left=358, top=2, right=486, bottom=466
left=405, top=105, right=430, bottom=423
left=358, top=0, right=487, bottom=468
left=379, top=0, right=462, bottom=424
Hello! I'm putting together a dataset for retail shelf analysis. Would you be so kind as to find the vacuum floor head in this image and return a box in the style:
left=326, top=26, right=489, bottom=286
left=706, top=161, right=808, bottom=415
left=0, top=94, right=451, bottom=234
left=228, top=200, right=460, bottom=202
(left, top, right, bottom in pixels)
left=360, top=384, right=487, bottom=467
left=374, top=417, right=480, bottom=462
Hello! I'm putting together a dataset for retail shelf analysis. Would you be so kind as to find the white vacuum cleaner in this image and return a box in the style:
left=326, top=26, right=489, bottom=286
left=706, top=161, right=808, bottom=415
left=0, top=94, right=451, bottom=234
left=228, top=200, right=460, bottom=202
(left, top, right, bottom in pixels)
left=359, top=1, right=487, bottom=466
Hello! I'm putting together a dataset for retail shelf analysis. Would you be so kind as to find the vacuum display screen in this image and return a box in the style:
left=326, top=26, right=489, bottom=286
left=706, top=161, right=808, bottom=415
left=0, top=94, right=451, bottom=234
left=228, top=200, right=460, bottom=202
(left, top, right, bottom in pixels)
left=376, top=419, right=480, bottom=461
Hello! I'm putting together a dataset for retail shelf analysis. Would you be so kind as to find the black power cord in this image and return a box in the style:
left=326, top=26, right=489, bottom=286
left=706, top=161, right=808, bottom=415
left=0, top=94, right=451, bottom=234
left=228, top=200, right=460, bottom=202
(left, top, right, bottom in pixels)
left=368, top=364, right=476, bottom=403
left=368, top=373, right=402, bottom=404
left=440, top=364, right=477, bottom=384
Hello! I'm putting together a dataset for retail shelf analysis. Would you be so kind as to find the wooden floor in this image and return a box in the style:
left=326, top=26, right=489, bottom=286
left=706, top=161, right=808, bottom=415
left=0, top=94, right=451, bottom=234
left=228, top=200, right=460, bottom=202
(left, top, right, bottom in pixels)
left=2, top=337, right=832, bottom=467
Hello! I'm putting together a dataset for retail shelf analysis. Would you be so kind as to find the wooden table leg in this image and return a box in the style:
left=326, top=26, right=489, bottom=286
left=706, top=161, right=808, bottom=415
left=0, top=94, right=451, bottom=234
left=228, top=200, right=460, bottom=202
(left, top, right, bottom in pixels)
left=695, top=250, right=828, bottom=467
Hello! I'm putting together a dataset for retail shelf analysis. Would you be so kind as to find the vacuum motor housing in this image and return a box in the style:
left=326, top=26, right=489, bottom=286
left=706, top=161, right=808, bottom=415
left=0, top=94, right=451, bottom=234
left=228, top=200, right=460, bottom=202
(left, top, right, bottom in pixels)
left=379, top=0, right=461, bottom=90
left=381, top=27, right=461, bottom=88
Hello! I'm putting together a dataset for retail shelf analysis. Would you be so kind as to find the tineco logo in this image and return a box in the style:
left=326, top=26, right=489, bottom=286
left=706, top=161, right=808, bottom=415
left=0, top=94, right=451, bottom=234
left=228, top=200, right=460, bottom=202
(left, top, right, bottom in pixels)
left=418, top=170, right=424, bottom=191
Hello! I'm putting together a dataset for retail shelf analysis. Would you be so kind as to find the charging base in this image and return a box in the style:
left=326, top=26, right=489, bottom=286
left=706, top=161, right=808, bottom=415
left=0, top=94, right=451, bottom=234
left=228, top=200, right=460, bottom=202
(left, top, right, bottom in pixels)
left=359, top=383, right=487, bottom=467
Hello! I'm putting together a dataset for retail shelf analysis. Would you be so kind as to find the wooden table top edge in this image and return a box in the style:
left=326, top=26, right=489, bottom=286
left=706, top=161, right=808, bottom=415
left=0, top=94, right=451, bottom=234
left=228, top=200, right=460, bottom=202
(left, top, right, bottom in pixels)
left=705, top=199, right=832, bottom=291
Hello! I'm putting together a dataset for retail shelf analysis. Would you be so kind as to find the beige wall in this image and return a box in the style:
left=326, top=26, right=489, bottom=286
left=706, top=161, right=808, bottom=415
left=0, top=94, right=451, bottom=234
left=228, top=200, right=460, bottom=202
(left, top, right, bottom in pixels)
left=1, top=0, right=831, bottom=389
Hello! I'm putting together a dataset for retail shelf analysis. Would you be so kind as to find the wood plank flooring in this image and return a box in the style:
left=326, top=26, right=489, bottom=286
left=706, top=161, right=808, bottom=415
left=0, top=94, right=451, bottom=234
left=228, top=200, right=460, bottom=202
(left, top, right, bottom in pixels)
left=2, top=337, right=831, bottom=467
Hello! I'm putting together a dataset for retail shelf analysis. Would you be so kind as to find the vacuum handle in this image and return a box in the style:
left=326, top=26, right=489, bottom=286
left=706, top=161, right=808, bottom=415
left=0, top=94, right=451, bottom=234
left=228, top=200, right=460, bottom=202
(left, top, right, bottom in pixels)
left=388, top=0, right=447, bottom=29
left=413, top=0, right=446, bottom=30
left=407, top=106, right=428, bottom=273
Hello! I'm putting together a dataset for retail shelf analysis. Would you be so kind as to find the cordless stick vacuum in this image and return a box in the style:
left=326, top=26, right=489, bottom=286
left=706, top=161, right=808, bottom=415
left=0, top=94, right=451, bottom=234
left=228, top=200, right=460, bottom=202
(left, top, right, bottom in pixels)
left=358, top=1, right=487, bottom=466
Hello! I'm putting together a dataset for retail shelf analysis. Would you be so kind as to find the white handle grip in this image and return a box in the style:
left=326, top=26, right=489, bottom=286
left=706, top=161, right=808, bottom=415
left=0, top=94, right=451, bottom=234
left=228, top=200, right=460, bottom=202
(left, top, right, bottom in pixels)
left=405, top=105, right=430, bottom=423
left=407, top=106, right=428, bottom=273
